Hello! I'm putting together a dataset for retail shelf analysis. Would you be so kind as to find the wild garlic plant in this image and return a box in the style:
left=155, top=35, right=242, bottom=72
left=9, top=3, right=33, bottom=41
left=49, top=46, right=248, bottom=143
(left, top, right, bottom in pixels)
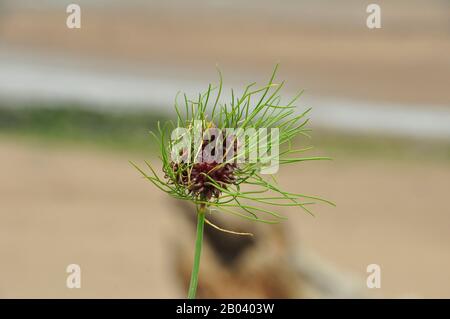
left=132, top=65, right=333, bottom=299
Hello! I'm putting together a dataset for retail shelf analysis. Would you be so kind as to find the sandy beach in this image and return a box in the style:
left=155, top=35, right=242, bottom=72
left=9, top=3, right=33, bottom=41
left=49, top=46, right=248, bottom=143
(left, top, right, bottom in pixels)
left=1, top=3, right=449, bottom=106
left=1, top=139, right=449, bottom=297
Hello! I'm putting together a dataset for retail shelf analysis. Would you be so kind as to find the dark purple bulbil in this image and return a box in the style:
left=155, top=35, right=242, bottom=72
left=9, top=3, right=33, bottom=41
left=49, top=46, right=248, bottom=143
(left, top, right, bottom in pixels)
left=165, top=131, right=239, bottom=200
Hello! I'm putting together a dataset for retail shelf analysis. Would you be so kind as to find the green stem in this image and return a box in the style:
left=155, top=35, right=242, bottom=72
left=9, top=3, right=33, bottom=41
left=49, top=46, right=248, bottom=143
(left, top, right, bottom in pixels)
left=187, top=204, right=206, bottom=299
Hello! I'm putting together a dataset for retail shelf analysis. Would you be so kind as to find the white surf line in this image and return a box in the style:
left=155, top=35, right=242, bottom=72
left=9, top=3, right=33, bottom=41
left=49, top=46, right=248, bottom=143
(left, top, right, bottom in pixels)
left=307, top=97, right=450, bottom=140
left=1, top=49, right=449, bottom=140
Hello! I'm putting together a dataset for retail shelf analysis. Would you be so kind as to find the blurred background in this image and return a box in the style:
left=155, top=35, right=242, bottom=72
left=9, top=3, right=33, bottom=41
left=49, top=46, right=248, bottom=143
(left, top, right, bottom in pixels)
left=1, top=0, right=450, bottom=298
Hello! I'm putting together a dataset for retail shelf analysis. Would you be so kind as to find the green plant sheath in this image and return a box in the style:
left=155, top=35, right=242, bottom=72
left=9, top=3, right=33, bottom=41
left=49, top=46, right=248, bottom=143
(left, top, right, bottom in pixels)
left=187, top=205, right=206, bottom=299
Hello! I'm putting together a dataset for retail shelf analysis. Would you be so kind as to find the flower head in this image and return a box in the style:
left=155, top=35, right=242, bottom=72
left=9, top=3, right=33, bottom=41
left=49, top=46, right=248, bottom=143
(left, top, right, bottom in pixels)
left=133, top=65, right=333, bottom=227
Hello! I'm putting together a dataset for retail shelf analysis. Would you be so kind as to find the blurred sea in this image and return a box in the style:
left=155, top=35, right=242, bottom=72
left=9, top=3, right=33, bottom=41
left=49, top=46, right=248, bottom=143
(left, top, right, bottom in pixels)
left=1, top=46, right=449, bottom=140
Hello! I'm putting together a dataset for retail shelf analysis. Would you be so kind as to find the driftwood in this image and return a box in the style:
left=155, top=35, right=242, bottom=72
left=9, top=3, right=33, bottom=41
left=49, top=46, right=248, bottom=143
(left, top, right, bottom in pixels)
left=172, top=201, right=370, bottom=298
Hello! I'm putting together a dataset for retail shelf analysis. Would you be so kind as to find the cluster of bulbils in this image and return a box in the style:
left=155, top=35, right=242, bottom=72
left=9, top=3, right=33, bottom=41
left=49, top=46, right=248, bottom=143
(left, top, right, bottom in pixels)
left=165, top=129, right=239, bottom=201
